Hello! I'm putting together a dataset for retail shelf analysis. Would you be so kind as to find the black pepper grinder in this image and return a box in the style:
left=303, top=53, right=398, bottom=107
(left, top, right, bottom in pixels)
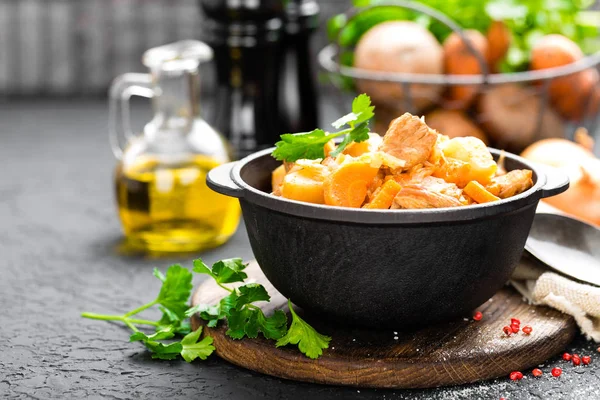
left=278, top=0, right=320, bottom=134
left=199, top=0, right=285, bottom=158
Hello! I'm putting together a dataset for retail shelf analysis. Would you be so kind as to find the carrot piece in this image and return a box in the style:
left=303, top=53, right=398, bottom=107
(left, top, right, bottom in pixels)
left=363, top=179, right=402, bottom=209
left=464, top=181, right=500, bottom=204
left=323, top=162, right=380, bottom=208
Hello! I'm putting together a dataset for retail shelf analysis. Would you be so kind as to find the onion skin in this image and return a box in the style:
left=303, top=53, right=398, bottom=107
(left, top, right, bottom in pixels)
left=521, top=139, right=600, bottom=226
left=354, top=21, right=444, bottom=113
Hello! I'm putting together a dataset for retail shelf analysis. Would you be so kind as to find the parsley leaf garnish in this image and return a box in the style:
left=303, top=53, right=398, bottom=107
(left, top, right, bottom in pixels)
left=272, top=94, right=375, bottom=162
left=276, top=299, right=332, bottom=359
left=154, top=265, right=193, bottom=320
left=82, top=258, right=331, bottom=361
left=179, top=327, right=215, bottom=362
left=193, top=258, right=248, bottom=285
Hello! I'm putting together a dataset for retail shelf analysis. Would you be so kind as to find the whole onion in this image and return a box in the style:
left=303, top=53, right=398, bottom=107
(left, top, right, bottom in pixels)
left=521, top=135, right=600, bottom=226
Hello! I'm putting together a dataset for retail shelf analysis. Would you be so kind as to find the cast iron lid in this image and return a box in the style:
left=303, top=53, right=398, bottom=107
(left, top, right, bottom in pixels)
left=225, top=147, right=568, bottom=225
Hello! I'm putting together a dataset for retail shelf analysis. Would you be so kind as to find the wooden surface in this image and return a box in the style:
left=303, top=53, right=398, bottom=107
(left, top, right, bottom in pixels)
left=191, top=261, right=577, bottom=389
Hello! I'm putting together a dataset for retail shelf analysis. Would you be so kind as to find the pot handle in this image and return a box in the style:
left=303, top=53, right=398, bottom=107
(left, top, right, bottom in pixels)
left=207, top=162, right=245, bottom=198
left=537, top=164, right=570, bottom=199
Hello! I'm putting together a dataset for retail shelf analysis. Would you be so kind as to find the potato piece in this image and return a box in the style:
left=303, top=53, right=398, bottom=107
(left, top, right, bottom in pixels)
left=354, top=21, right=444, bottom=113
left=343, top=133, right=383, bottom=157
left=442, top=137, right=497, bottom=185
left=443, top=30, right=489, bottom=109
left=271, top=164, right=286, bottom=195
left=432, top=156, right=473, bottom=188
left=281, top=169, right=326, bottom=204
left=428, top=133, right=450, bottom=165
left=478, top=84, right=564, bottom=152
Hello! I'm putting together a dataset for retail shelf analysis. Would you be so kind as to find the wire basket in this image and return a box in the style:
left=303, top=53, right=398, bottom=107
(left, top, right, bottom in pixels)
left=318, top=0, right=600, bottom=153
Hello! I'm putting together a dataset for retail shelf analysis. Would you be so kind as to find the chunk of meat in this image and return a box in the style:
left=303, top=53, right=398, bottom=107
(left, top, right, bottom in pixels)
left=389, top=163, right=435, bottom=186
left=379, top=113, right=438, bottom=170
left=367, top=170, right=386, bottom=201
left=486, top=169, right=533, bottom=199
left=392, top=176, right=467, bottom=209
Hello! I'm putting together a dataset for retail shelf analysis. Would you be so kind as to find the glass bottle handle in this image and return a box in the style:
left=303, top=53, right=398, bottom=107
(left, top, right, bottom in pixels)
left=108, top=73, right=154, bottom=160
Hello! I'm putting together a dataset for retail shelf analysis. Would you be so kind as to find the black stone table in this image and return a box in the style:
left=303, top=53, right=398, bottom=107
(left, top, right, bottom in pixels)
left=1, top=99, right=599, bottom=399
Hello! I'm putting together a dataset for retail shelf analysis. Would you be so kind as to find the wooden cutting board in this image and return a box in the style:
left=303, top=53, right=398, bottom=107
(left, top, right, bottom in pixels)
left=190, top=261, right=576, bottom=389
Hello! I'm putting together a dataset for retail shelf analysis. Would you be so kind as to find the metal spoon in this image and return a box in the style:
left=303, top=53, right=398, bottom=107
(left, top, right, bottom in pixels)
left=525, top=213, right=600, bottom=286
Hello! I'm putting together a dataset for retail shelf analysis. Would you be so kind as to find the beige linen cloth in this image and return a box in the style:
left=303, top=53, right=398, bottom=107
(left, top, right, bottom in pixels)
left=509, top=202, right=600, bottom=342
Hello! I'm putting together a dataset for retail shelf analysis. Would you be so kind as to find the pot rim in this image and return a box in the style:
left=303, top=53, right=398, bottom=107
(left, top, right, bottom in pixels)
left=229, top=147, right=562, bottom=224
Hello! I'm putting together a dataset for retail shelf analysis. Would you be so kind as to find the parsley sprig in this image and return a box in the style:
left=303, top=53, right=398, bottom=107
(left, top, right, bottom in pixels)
left=271, top=94, right=375, bottom=162
left=81, top=258, right=331, bottom=361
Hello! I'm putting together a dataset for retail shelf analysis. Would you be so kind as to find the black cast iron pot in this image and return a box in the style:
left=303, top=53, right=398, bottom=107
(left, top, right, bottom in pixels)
left=207, top=148, right=569, bottom=328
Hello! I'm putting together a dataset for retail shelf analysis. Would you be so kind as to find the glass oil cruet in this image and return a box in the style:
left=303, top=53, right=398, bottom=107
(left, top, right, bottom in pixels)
left=109, top=40, right=240, bottom=253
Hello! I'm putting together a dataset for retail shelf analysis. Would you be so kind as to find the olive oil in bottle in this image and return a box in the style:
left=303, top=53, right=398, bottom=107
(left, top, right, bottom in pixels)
left=109, top=41, right=239, bottom=253
left=115, top=155, right=239, bottom=252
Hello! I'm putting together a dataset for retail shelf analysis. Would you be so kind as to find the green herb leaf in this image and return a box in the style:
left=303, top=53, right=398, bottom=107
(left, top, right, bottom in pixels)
left=331, top=94, right=373, bottom=131
left=235, top=284, right=270, bottom=308
left=276, top=300, right=331, bottom=359
left=330, top=121, right=370, bottom=157
left=186, top=291, right=238, bottom=328
left=155, top=264, right=193, bottom=320
left=212, top=258, right=248, bottom=284
left=226, top=308, right=255, bottom=339
left=130, top=327, right=183, bottom=360
left=156, top=307, right=191, bottom=335
left=256, top=309, right=288, bottom=340
left=180, top=327, right=215, bottom=362
left=331, top=112, right=360, bottom=130
left=130, top=326, right=176, bottom=342
left=193, top=258, right=248, bottom=284
left=272, top=94, right=374, bottom=162
left=350, top=93, right=375, bottom=126
left=272, top=129, right=330, bottom=162
left=148, top=342, right=184, bottom=360
left=153, top=268, right=166, bottom=282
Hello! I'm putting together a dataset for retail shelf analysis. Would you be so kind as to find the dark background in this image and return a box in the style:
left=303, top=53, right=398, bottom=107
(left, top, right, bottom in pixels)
left=0, top=0, right=347, bottom=96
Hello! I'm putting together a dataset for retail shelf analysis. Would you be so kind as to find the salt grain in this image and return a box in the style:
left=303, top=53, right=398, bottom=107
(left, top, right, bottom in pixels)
left=394, top=336, right=399, bottom=340
left=394, top=331, right=398, bottom=334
